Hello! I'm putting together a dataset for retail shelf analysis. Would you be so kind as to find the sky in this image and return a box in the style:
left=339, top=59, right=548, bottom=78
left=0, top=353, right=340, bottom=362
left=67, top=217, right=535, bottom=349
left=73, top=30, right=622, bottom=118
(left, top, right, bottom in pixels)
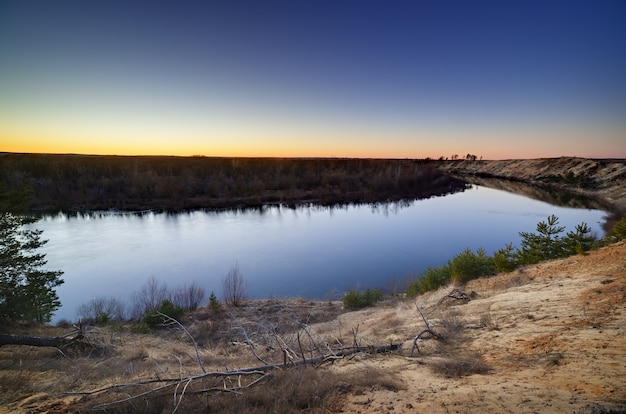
left=1, top=1, right=625, bottom=159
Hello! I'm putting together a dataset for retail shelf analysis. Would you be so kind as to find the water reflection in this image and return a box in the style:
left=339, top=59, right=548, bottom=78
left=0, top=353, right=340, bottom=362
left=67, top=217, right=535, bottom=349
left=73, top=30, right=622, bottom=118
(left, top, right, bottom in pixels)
left=30, top=185, right=608, bottom=323
left=465, top=177, right=612, bottom=212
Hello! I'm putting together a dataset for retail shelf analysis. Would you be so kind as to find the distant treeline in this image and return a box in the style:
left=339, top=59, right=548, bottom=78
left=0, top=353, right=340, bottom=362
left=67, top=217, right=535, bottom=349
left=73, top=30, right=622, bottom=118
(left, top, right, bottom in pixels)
left=0, top=153, right=467, bottom=213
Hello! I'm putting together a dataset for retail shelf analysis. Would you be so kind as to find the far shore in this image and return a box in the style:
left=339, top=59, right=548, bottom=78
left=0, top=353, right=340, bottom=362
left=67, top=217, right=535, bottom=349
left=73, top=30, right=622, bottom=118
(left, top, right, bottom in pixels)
left=1, top=153, right=625, bottom=214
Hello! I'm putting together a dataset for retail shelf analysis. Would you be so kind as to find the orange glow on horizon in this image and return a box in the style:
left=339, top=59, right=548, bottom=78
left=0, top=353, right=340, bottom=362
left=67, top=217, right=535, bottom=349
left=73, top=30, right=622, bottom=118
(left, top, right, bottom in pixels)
left=2, top=121, right=625, bottom=160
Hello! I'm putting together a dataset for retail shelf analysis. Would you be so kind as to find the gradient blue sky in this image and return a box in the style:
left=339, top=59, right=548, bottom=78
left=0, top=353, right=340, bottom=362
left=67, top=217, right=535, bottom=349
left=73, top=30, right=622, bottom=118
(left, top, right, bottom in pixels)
left=1, top=0, right=625, bottom=159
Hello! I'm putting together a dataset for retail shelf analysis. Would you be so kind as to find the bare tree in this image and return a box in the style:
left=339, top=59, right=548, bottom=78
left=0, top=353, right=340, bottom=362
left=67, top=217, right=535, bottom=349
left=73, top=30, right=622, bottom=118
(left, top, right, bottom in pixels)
left=130, top=277, right=168, bottom=320
left=77, top=296, right=126, bottom=322
left=222, top=263, right=246, bottom=306
left=169, top=282, right=206, bottom=311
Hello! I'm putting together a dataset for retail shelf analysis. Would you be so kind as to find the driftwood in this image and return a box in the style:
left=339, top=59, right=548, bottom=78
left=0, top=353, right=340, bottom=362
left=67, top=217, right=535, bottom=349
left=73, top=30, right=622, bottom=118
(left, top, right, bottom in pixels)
left=410, top=304, right=443, bottom=356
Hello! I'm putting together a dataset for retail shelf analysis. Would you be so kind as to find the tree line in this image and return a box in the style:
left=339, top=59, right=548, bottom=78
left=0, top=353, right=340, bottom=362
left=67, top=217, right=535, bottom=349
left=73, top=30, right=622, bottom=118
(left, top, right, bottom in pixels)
left=0, top=153, right=467, bottom=213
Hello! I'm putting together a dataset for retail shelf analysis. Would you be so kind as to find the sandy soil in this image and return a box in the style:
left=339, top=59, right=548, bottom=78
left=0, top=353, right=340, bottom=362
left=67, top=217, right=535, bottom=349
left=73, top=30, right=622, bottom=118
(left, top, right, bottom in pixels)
left=1, top=242, right=625, bottom=413
left=333, top=241, right=626, bottom=413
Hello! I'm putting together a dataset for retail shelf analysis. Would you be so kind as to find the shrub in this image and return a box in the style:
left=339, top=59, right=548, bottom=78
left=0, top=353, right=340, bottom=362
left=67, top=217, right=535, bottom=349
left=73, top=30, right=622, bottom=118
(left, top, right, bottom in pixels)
left=516, top=215, right=597, bottom=264
left=169, top=282, right=206, bottom=311
left=406, top=265, right=452, bottom=297
left=449, top=248, right=495, bottom=284
left=563, top=222, right=595, bottom=255
left=130, top=321, right=150, bottom=333
left=493, top=242, right=517, bottom=273
left=222, top=263, right=246, bottom=306
left=209, top=291, right=221, bottom=312
left=406, top=216, right=599, bottom=298
left=77, top=296, right=126, bottom=323
left=343, top=288, right=382, bottom=310
left=130, top=277, right=168, bottom=320
left=144, top=299, right=184, bottom=327
left=516, top=214, right=566, bottom=264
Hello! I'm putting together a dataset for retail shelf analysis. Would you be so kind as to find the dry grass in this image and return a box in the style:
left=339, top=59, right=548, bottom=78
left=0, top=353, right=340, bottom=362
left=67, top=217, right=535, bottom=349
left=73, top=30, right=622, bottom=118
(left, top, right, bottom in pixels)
left=338, top=365, right=406, bottom=393
left=429, top=352, right=491, bottom=378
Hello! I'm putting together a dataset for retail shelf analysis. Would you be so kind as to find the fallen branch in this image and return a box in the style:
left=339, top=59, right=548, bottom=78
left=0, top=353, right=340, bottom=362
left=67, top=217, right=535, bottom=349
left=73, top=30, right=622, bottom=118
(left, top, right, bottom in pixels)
left=69, top=342, right=402, bottom=408
left=411, top=303, right=444, bottom=356
left=157, top=312, right=206, bottom=374
left=0, top=324, right=86, bottom=348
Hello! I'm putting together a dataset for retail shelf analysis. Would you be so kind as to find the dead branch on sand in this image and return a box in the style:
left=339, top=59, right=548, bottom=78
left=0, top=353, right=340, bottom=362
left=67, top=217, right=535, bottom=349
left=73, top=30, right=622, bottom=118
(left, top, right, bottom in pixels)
left=410, top=303, right=444, bottom=356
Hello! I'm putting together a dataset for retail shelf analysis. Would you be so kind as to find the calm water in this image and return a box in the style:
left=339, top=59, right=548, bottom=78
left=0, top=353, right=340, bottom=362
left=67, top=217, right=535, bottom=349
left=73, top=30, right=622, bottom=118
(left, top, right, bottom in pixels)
left=31, top=185, right=608, bottom=323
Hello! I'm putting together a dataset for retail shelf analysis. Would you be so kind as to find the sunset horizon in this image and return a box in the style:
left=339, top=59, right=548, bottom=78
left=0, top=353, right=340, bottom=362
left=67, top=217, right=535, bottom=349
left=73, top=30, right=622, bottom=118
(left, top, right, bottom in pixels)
left=1, top=1, right=625, bottom=160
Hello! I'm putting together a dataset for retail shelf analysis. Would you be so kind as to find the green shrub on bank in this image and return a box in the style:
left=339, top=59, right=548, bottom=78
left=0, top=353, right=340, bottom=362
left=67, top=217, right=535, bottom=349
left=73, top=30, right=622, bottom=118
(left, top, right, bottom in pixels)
left=408, top=215, right=601, bottom=297
left=209, top=291, right=222, bottom=312
left=406, top=265, right=452, bottom=297
left=406, top=248, right=493, bottom=297
left=449, top=247, right=495, bottom=283
left=493, top=243, right=517, bottom=273
left=144, top=299, right=184, bottom=327
left=496, top=216, right=595, bottom=273
left=343, top=288, right=382, bottom=310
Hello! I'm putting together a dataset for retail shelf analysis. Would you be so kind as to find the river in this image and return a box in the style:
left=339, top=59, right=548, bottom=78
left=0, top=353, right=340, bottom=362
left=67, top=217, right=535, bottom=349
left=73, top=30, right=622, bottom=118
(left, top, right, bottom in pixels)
left=30, top=184, right=608, bottom=323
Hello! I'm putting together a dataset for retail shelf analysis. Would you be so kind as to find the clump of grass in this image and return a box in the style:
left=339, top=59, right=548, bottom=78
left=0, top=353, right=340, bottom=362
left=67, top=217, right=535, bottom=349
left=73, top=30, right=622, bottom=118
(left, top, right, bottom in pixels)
left=196, top=366, right=340, bottom=413
left=0, top=361, right=35, bottom=404
left=339, top=365, right=406, bottom=393
left=420, top=310, right=492, bottom=378
left=430, top=352, right=491, bottom=378
left=479, top=312, right=499, bottom=331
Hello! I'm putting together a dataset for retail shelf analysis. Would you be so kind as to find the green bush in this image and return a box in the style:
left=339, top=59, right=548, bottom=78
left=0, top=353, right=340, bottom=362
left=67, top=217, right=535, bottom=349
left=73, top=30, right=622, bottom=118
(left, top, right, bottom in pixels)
left=516, top=215, right=596, bottom=265
left=95, top=312, right=111, bottom=326
left=130, top=321, right=150, bottom=333
left=343, top=288, right=382, bottom=310
left=209, top=291, right=221, bottom=312
left=144, top=299, right=184, bottom=327
left=563, top=222, right=594, bottom=255
left=493, top=243, right=517, bottom=273
left=406, top=215, right=599, bottom=298
left=407, top=265, right=452, bottom=297
left=516, top=215, right=566, bottom=264
left=449, top=248, right=495, bottom=284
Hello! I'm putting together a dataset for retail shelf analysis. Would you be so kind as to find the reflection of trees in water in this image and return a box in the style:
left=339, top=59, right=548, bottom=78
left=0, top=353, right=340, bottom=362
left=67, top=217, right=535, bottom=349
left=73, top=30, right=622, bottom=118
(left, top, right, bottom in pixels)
left=466, top=177, right=614, bottom=231
left=468, top=177, right=607, bottom=209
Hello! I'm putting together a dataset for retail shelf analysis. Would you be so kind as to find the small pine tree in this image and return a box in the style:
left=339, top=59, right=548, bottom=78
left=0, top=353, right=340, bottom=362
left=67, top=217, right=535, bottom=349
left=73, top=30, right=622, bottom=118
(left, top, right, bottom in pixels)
left=493, top=243, right=517, bottom=272
left=209, top=291, right=221, bottom=312
left=144, top=299, right=184, bottom=327
left=517, top=215, right=566, bottom=264
left=0, top=182, right=64, bottom=324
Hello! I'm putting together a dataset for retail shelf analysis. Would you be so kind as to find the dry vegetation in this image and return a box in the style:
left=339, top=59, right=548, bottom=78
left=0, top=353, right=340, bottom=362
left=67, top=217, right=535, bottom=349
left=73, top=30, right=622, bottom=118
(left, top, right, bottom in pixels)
left=1, top=241, right=625, bottom=413
left=0, top=153, right=465, bottom=213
